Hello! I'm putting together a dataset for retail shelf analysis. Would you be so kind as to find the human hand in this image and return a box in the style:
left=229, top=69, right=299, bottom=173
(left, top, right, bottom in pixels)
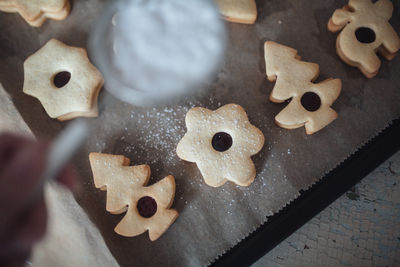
left=0, top=133, right=76, bottom=266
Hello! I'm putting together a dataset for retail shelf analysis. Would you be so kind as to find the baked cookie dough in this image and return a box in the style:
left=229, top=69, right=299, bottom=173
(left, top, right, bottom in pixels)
left=89, top=153, right=179, bottom=241
left=215, top=0, right=257, bottom=24
left=23, top=39, right=103, bottom=121
left=328, top=0, right=400, bottom=78
left=176, top=104, right=264, bottom=187
left=264, top=41, right=342, bottom=134
left=0, top=0, right=70, bottom=27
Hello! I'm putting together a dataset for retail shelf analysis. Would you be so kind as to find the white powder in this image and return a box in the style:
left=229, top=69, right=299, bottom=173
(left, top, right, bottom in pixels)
left=90, top=0, right=226, bottom=106
left=112, top=103, right=194, bottom=168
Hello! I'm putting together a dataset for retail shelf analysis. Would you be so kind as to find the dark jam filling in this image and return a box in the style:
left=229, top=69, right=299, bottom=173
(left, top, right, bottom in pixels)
left=137, top=196, right=157, bottom=218
left=53, top=71, right=71, bottom=88
left=212, top=132, right=233, bottom=152
left=355, top=27, right=376, bottom=44
left=301, top=92, right=321, bottom=112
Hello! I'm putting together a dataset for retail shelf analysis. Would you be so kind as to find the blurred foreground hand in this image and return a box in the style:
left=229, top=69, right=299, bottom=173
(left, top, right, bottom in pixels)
left=0, top=133, right=76, bottom=267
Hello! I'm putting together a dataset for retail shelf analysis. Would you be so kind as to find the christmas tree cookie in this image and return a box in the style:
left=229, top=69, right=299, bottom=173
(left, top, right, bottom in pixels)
left=89, top=153, right=179, bottom=241
left=264, top=41, right=342, bottom=134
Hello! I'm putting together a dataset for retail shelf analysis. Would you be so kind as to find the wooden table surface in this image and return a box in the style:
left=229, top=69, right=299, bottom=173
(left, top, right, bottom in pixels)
left=254, top=151, right=400, bottom=266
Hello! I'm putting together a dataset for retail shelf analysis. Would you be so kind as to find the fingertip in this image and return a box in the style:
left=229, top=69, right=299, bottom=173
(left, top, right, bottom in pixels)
left=9, top=197, right=48, bottom=256
left=58, top=166, right=77, bottom=192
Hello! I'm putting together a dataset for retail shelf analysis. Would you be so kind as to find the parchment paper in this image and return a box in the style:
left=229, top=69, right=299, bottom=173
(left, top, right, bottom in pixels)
left=1, top=0, right=399, bottom=266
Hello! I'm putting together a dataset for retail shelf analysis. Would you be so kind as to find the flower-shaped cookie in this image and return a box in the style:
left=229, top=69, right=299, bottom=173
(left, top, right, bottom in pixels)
left=0, top=0, right=70, bottom=27
left=176, top=104, right=264, bottom=187
left=23, top=39, right=103, bottom=121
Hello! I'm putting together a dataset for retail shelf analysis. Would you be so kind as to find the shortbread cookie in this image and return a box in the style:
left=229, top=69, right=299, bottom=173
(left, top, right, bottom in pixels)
left=215, top=0, right=257, bottom=24
left=0, top=0, right=70, bottom=27
left=23, top=39, right=103, bottom=121
left=328, top=0, right=400, bottom=78
left=176, top=104, right=264, bottom=187
left=23, top=2, right=70, bottom=27
left=89, top=153, right=179, bottom=241
left=264, top=41, right=342, bottom=134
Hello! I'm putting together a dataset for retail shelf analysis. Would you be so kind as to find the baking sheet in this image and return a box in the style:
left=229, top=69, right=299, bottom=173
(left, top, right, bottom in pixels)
left=1, top=0, right=400, bottom=266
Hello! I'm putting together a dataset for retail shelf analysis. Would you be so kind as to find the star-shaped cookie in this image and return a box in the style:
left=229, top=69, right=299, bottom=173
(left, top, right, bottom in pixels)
left=23, top=39, right=103, bottom=121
